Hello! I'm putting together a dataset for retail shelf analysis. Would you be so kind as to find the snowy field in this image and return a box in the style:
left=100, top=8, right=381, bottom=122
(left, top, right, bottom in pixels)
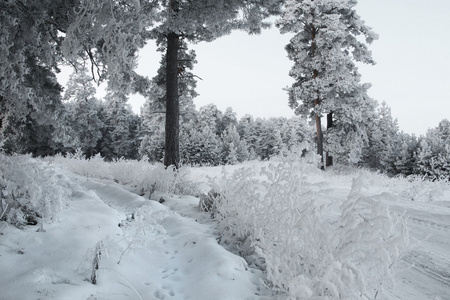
left=0, top=154, right=449, bottom=299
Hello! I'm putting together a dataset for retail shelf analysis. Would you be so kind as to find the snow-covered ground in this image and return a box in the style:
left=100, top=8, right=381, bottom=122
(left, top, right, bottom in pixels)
left=0, top=156, right=449, bottom=299
left=1, top=171, right=271, bottom=299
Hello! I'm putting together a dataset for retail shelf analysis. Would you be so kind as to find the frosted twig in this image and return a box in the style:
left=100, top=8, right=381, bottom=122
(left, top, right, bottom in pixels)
left=100, top=267, right=144, bottom=300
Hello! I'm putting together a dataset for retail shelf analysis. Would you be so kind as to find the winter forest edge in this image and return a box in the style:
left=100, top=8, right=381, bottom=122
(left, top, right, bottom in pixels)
left=1, top=1, right=449, bottom=299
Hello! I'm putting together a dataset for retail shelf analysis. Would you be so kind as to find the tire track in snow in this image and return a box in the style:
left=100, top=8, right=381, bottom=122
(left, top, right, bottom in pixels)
left=409, top=217, right=450, bottom=232
left=402, top=250, right=450, bottom=287
left=389, top=197, right=450, bottom=299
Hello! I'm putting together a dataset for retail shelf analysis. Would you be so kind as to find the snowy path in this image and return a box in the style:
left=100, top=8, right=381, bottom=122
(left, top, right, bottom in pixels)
left=0, top=174, right=272, bottom=300
left=382, top=197, right=450, bottom=300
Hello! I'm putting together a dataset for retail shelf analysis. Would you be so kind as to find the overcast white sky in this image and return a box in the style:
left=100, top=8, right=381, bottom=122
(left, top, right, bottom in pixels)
left=356, top=0, right=450, bottom=136
left=131, top=0, right=450, bottom=136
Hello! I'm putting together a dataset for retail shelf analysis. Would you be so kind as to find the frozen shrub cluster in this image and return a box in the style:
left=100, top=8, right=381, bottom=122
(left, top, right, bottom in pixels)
left=391, top=175, right=450, bottom=202
left=51, top=153, right=199, bottom=197
left=0, top=153, right=73, bottom=227
left=358, top=170, right=450, bottom=203
left=212, top=158, right=410, bottom=299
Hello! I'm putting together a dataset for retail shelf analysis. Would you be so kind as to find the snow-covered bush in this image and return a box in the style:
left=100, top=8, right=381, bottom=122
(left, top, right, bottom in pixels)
left=372, top=172, right=450, bottom=203
left=212, top=158, right=410, bottom=299
left=51, top=154, right=199, bottom=197
left=0, top=153, right=73, bottom=227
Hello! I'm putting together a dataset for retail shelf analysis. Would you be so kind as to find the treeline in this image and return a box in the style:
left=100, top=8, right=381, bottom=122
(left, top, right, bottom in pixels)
left=141, top=104, right=311, bottom=165
left=2, top=67, right=448, bottom=181
left=362, top=109, right=450, bottom=181
left=0, top=68, right=311, bottom=164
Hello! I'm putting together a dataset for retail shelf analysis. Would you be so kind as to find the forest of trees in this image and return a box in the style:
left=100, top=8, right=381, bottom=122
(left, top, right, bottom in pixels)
left=1, top=0, right=449, bottom=181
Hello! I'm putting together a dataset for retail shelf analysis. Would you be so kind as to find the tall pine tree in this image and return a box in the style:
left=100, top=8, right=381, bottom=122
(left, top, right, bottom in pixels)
left=63, top=69, right=104, bottom=158
left=277, top=0, right=378, bottom=167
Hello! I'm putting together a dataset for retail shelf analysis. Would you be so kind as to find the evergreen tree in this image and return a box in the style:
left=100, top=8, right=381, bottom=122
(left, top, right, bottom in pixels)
left=258, top=119, right=283, bottom=160
left=238, top=114, right=261, bottom=160
left=361, top=101, right=395, bottom=171
left=221, top=124, right=249, bottom=164
left=64, top=69, right=104, bottom=158
left=139, top=133, right=165, bottom=162
left=61, top=0, right=151, bottom=92
left=102, top=91, right=140, bottom=160
left=280, top=116, right=312, bottom=155
left=415, top=120, right=450, bottom=180
left=180, top=125, right=222, bottom=166
left=52, top=102, right=80, bottom=154
left=394, top=133, right=417, bottom=176
left=376, top=102, right=401, bottom=172
left=324, top=88, right=378, bottom=165
left=277, top=0, right=378, bottom=167
left=197, top=104, right=224, bottom=136
left=1, top=0, right=65, bottom=127
left=437, top=119, right=450, bottom=141
left=72, top=98, right=104, bottom=158
left=139, top=69, right=166, bottom=162
left=221, top=107, right=239, bottom=134
left=1, top=57, right=64, bottom=155
left=140, top=42, right=197, bottom=162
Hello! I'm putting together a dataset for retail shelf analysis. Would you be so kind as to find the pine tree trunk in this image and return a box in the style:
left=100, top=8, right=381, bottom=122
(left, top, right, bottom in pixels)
left=0, top=95, right=3, bottom=131
left=164, top=31, right=180, bottom=168
left=315, top=111, right=324, bottom=169
left=311, top=27, right=324, bottom=170
left=326, top=112, right=333, bottom=167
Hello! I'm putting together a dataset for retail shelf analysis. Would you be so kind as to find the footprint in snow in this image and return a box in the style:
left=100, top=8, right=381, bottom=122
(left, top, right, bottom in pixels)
left=154, top=288, right=175, bottom=299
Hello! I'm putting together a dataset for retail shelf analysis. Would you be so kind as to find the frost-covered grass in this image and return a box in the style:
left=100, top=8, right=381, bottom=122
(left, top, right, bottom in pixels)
left=48, top=151, right=199, bottom=197
left=378, top=173, right=450, bottom=203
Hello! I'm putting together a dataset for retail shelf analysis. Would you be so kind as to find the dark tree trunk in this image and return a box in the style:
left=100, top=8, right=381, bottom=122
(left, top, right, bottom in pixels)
left=0, top=95, right=6, bottom=133
left=164, top=31, right=180, bottom=168
left=326, top=112, right=333, bottom=167
left=315, top=111, right=324, bottom=169
left=311, top=26, right=324, bottom=170
left=0, top=95, right=3, bottom=132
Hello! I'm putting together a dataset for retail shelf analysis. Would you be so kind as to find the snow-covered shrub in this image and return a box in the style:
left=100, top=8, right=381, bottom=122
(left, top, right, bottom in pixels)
left=402, top=175, right=449, bottom=202
left=64, top=151, right=107, bottom=179
left=51, top=154, right=199, bottom=197
left=375, top=173, right=450, bottom=203
left=212, top=158, right=410, bottom=299
left=141, top=163, right=199, bottom=197
left=0, top=153, right=73, bottom=227
left=210, top=167, right=263, bottom=249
